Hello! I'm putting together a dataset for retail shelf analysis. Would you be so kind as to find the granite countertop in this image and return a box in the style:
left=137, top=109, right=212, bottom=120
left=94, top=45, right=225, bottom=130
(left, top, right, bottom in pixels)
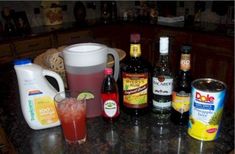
left=0, top=70, right=234, bottom=154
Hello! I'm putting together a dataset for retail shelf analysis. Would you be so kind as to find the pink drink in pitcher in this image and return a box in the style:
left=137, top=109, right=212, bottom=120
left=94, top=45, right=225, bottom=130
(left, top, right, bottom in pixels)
left=66, top=68, right=104, bottom=118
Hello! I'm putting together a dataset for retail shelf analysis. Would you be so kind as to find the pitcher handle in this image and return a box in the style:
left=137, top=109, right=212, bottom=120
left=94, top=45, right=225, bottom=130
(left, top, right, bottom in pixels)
left=42, top=70, right=65, bottom=92
left=107, top=48, right=120, bottom=81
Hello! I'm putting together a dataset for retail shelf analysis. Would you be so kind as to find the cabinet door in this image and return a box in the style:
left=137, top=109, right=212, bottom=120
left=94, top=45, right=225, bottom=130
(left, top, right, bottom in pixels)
left=191, top=34, right=234, bottom=111
left=57, top=30, right=94, bottom=46
left=0, top=43, right=14, bottom=64
left=13, top=35, right=52, bottom=58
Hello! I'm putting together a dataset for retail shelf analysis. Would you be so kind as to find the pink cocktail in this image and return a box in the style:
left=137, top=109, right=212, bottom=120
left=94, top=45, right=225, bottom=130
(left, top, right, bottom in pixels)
left=54, top=92, right=86, bottom=144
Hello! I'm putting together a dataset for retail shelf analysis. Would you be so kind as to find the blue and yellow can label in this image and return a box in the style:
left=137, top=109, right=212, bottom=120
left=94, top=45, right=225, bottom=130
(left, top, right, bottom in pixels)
left=188, top=78, right=226, bottom=141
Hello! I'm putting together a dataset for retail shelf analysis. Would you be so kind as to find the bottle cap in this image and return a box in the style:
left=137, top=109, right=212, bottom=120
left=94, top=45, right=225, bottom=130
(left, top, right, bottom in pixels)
left=160, top=37, right=169, bottom=54
left=130, top=33, right=140, bottom=43
left=181, top=45, right=192, bottom=52
left=14, top=58, right=32, bottom=65
left=104, top=68, right=113, bottom=75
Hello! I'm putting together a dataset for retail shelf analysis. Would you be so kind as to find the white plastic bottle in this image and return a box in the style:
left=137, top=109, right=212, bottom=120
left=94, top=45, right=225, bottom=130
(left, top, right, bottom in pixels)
left=14, top=59, right=65, bottom=130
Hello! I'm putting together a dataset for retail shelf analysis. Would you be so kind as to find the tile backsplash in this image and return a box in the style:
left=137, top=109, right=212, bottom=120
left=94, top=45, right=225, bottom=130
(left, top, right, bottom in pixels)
left=0, top=1, right=232, bottom=28
left=0, top=1, right=136, bottom=27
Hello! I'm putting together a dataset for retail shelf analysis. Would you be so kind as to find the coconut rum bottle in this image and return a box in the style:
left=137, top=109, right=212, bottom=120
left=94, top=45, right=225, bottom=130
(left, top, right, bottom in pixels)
left=152, top=37, right=173, bottom=124
left=121, top=33, right=150, bottom=116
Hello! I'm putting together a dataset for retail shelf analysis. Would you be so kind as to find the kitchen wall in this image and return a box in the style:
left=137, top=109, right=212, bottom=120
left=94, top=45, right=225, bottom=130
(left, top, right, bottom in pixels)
left=0, top=1, right=135, bottom=27
left=0, top=1, right=232, bottom=28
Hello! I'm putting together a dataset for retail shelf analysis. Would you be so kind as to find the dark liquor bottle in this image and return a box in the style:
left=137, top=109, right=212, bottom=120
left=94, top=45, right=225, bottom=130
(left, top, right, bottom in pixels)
left=101, top=68, right=120, bottom=122
left=2, top=7, right=16, bottom=37
left=152, top=37, right=173, bottom=124
left=101, top=1, right=111, bottom=24
left=110, top=1, right=117, bottom=22
left=121, top=33, right=149, bottom=116
left=171, top=45, right=192, bottom=125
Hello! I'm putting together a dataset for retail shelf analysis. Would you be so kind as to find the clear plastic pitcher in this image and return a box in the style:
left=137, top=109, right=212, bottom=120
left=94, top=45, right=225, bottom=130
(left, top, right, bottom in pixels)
left=62, top=43, right=120, bottom=118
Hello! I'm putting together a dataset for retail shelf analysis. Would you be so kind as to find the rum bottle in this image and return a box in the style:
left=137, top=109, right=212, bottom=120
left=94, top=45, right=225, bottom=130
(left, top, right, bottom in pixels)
left=171, top=45, right=192, bottom=125
left=121, top=33, right=150, bottom=116
left=101, top=68, right=120, bottom=122
left=152, top=37, right=173, bottom=124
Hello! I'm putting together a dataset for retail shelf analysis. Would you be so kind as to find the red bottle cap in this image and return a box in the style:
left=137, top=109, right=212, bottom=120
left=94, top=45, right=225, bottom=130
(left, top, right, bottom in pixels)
left=104, top=68, right=113, bottom=75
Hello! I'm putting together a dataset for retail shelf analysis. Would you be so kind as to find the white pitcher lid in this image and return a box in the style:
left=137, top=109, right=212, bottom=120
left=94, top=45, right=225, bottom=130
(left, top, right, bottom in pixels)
left=62, top=43, right=107, bottom=67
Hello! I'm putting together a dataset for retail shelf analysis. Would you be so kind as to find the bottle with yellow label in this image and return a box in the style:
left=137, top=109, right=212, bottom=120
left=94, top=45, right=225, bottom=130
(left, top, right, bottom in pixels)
left=121, top=33, right=150, bottom=116
left=171, top=45, right=192, bottom=125
left=14, top=59, right=65, bottom=130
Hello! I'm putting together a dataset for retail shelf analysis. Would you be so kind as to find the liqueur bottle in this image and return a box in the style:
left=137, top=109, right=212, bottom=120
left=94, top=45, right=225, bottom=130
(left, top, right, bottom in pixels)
left=2, top=7, right=16, bottom=37
left=110, top=1, right=117, bottom=23
left=171, top=45, right=192, bottom=125
left=152, top=37, right=173, bottom=124
left=101, top=1, right=111, bottom=24
left=101, top=68, right=120, bottom=122
left=121, top=33, right=150, bottom=116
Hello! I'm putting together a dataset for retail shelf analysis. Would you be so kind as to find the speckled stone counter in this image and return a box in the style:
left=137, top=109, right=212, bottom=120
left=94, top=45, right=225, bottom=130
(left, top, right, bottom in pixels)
left=0, top=70, right=234, bottom=154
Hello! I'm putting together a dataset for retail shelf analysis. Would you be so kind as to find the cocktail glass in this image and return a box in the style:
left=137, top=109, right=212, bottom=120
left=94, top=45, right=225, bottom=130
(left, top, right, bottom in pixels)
left=54, top=91, right=86, bottom=144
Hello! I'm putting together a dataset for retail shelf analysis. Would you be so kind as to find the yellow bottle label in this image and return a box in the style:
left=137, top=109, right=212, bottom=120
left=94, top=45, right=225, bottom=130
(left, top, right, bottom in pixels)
left=34, top=96, right=59, bottom=125
left=130, top=44, right=141, bottom=57
left=172, top=91, right=190, bottom=113
left=123, top=73, right=148, bottom=108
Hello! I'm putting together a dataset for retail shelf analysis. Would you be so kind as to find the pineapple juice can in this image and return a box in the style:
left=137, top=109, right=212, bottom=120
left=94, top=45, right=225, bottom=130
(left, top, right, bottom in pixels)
left=188, top=78, right=226, bottom=141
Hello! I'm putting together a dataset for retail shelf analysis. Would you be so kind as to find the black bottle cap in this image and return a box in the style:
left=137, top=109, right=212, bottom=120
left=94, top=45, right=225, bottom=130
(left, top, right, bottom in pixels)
left=181, top=45, right=192, bottom=52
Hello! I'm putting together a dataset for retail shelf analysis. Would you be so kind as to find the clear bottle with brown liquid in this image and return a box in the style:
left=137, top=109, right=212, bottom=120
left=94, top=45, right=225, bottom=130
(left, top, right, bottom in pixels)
left=171, top=45, right=192, bottom=125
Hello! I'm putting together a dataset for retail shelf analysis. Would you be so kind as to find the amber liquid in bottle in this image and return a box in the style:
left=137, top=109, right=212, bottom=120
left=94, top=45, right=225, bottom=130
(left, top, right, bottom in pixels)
left=171, top=45, right=192, bottom=125
left=121, top=33, right=150, bottom=116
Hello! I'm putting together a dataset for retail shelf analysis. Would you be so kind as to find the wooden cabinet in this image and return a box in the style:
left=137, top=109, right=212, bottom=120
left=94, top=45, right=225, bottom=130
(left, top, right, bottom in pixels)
left=92, top=25, right=126, bottom=48
left=0, top=43, right=15, bottom=64
left=191, top=34, right=234, bottom=110
left=0, top=24, right=233, bottom=110
left=92, top=24, right=156, bottom=66
left=93, top=25, right=233, bottom=111
left=56, top=30, right=94, bottom=46
left=13, top=35, right=52, bottom=59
